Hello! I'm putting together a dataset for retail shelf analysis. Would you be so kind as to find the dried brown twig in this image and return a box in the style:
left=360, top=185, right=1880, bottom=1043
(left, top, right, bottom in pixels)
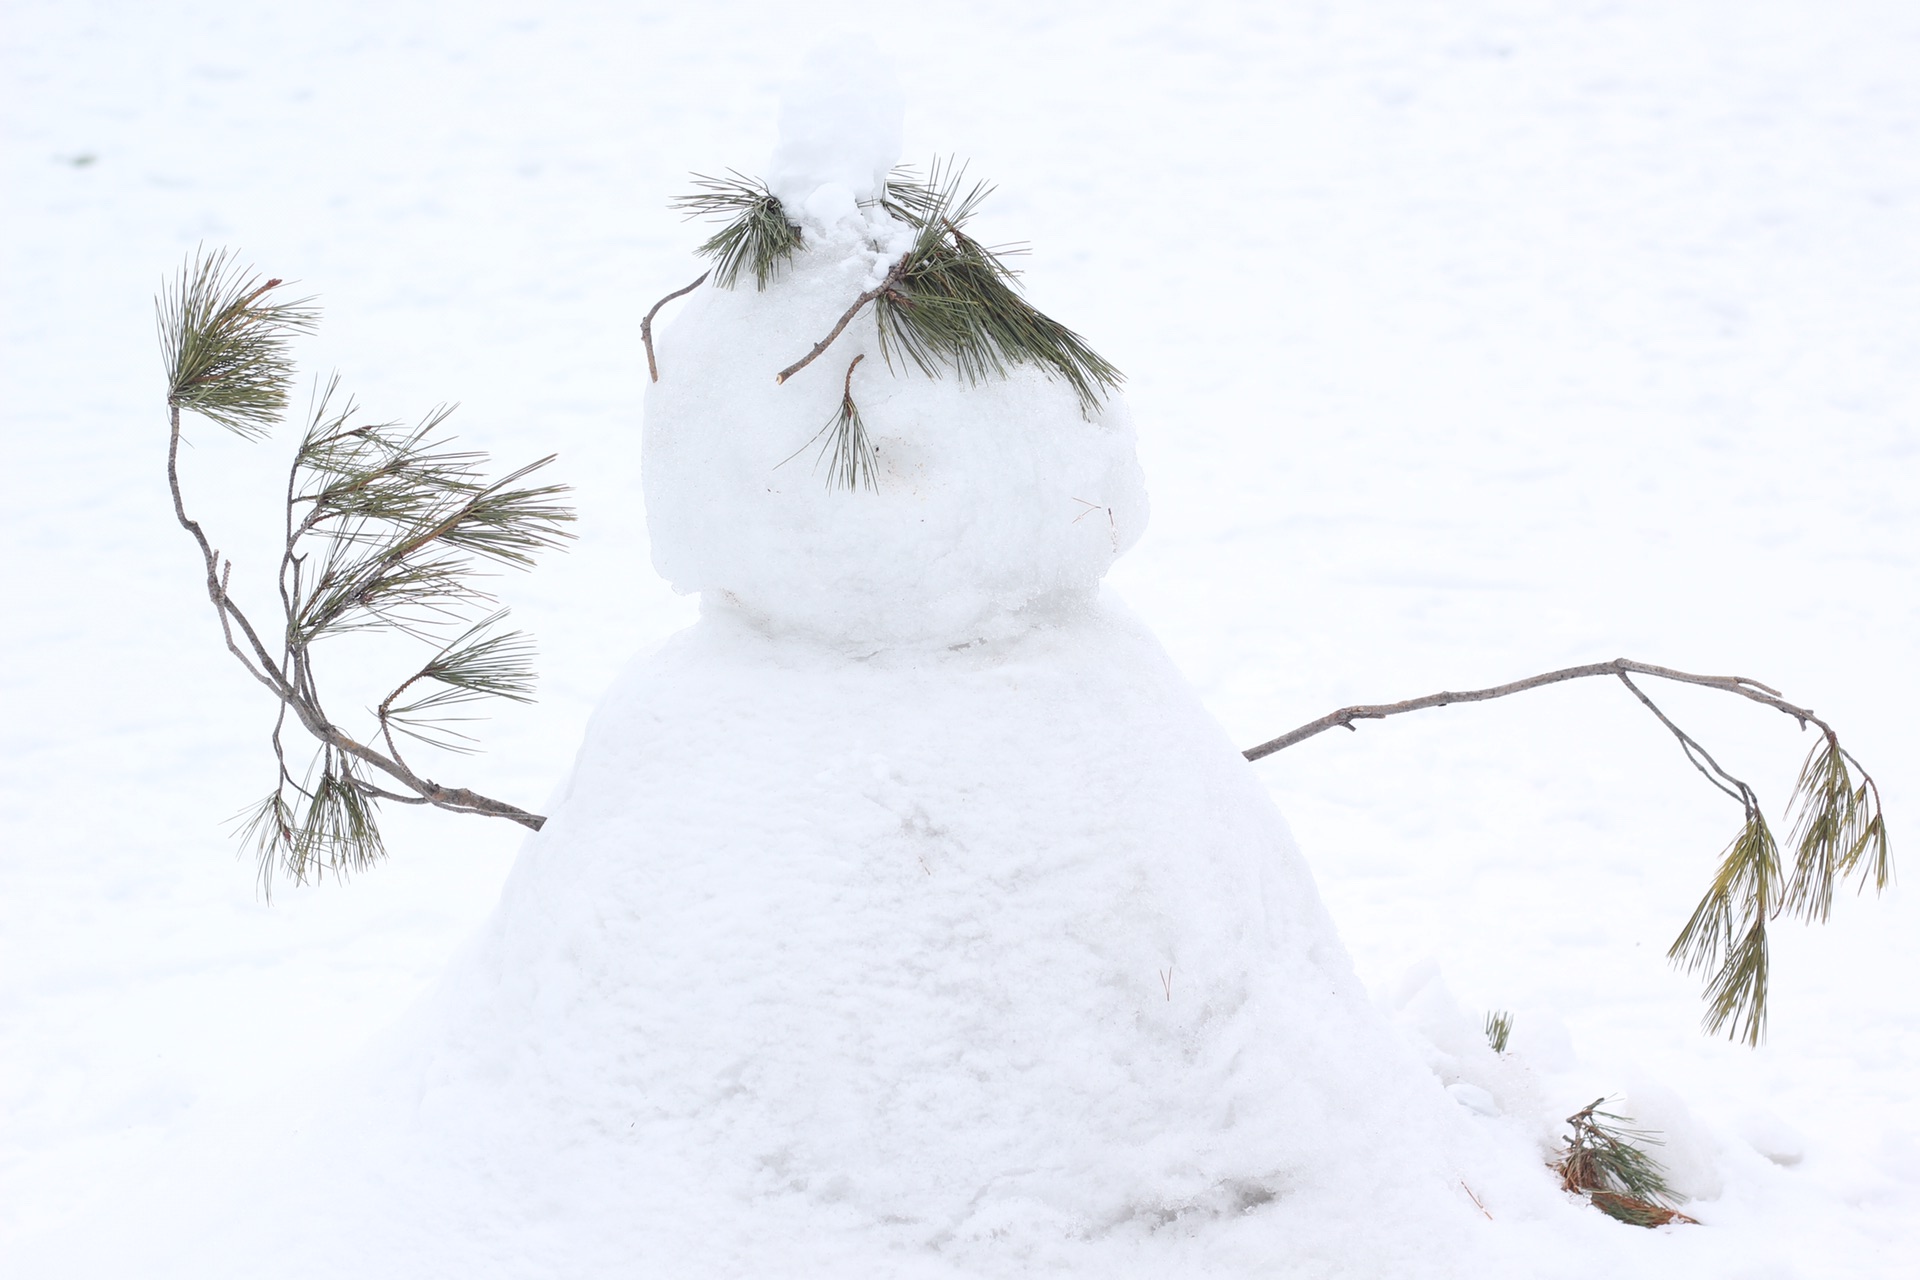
left=1243, top=658, right=1814, bottom=761
left=641, top=271, right=708, bottom=382
left=775, top=258, right=909, bottom=385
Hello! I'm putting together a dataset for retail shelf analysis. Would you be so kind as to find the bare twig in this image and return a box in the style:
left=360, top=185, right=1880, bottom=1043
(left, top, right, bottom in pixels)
left=641, top=271, right=708, bottom=382
left=1242, top=658, right=1817, bottom=762
left=775, top=256, right=909, bottom=384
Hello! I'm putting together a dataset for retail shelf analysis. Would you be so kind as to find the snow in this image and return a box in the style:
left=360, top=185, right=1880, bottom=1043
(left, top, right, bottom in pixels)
left=88, top=602, right=1573, bottom=1276
left=3, top=1, right=1918, bottom=1276
left=766, top=42, right=904, bottom=209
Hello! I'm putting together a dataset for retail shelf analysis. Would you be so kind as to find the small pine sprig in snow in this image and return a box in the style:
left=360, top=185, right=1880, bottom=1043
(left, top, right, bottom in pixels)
left=1552, top=1099, right=1697, bottom=1228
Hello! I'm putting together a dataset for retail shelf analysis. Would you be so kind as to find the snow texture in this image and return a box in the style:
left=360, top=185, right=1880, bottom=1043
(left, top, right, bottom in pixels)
left=766, top=42, right=904, bottom=210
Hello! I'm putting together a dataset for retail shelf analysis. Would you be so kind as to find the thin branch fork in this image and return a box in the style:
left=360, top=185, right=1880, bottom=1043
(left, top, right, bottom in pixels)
left=1242, top=658, right=1824, bottom=762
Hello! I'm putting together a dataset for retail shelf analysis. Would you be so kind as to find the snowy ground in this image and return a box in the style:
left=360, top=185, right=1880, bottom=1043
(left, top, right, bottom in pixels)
left=3, top=1, right=1917, bottom=1274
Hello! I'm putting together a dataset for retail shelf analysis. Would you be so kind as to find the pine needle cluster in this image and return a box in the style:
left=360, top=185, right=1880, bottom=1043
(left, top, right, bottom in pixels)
left=159, top=248, right=571, bottom=891
left=1483, top=1009, right=1514, bottom=1054
left=1553, top=1099, right=1696, bottom=1228
left=160, top=247, right=318, bottom=437
left=674, top=172, right=804, bottom=290
left=782, top=353, right=878, bottom=492
left=872, top=161, right=1122, bottom=413
left=1668, top=731, right=1890, bottom=1046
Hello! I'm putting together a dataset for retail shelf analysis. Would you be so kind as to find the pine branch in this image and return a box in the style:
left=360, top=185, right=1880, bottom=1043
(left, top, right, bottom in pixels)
left=1242, top=657, right=1892, bottom=1045
left=774, top=159, right=1123, bottom=410
left=1552, top=1098, right=1696, bottom=1227
left=1241, top=658, right=1815, bottom=760
left=161, top=251, right=570, bottom=891
left=779, top=354, right=878, bottom=492
left=674, top=172, right=803, bottom=290
left=1555, top=1098, right=1677, bottom=1205
left=873, top=160, right=1121, bottom=412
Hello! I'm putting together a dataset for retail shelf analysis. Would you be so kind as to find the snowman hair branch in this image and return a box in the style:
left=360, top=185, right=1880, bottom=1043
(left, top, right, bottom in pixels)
left=776, top=354, right=878, bottom=492
left=160, top=248, right=574, bottom=893
left=1245, top=658, right=1891, bottom=1046
left=650, top=160, right=1123, bottom=488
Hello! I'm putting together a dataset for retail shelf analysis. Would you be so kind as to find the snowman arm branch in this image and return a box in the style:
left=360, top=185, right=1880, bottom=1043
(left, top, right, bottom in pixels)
left=1241, top=658, right=1817, bottom=762
left=1246, top=658, right=1891, bottom=1048
left=642, top=272, right=709, bottom=382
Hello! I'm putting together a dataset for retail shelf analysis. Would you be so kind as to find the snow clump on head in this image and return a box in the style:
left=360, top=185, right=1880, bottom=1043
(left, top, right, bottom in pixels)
left=643, top=63, right=1148, bottom=652
left=766, top=41, right=904, bottom=210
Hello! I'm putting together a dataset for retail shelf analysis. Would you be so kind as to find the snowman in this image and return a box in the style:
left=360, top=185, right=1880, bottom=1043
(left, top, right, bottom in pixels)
left=122, top=59, right=1627, bottom=1280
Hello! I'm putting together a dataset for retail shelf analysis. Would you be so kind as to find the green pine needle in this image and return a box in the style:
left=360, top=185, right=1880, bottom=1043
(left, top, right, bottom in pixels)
left=782, top=353, right=879, bottom=493
left=382, top=611, right=539, bottom=754
left=235, top=753, right=385, bottom=892
left=817, top=392, right=879, bottom=493
left=1668, top=809, right=1780, bottom=1046
left=1664, top=729, right=1892, bottom=1047
left=1484, top=1009, right=1514, bottom=1054
left=288, top=384, right=574, bottom=645
left=234, top=790, right=299, bottom=895
left=159, top=246, right=318, bottom=437
left=675, top=172, right=804, bottom=290
left=874, top=159, right=1122, bottom=413
left=1783, top=734, right=1892, bottom=923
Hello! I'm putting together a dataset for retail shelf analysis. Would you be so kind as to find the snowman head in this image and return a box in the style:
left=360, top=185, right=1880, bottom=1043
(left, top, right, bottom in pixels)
left=641, top=61, right=1147, bottom=651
